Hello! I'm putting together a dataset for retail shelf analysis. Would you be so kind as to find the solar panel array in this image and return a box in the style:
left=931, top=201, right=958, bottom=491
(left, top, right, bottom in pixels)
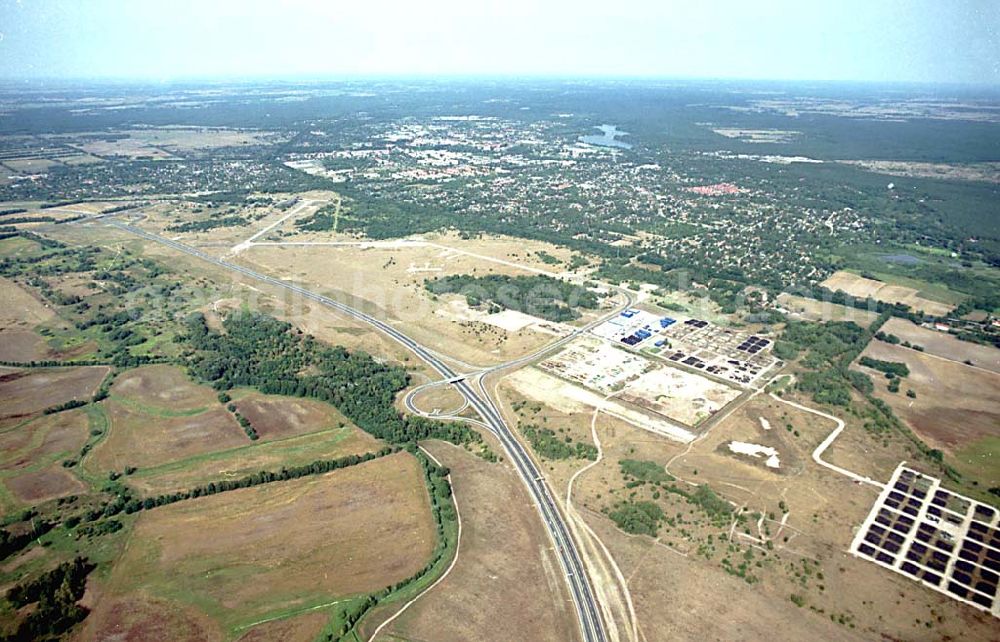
left=850, top=465, right=1000, bottom=617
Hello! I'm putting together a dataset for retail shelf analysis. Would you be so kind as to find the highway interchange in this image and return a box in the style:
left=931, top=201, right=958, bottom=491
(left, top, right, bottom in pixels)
left=107, top=219, right=623, bottom=642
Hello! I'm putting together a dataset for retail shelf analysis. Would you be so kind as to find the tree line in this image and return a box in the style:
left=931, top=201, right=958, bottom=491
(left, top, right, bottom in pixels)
left=425, top=273, right=600, bottom=322
left=184, top=311, right=479, bottom=446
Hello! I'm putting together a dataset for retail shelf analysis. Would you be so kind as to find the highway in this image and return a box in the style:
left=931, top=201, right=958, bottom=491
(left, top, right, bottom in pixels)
left=109, top=221, right=609, bottom=642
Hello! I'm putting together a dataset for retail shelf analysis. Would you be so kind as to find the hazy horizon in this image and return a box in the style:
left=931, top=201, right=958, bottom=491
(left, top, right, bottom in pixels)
left=1, top=0, right=998, bottom=85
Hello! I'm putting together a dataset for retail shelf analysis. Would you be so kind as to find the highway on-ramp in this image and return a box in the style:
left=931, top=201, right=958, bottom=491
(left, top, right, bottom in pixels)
left=108, top=220, right=609, bottom=642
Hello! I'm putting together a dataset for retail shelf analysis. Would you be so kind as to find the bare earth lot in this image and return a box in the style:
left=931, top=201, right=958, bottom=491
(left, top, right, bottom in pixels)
left=821, top=270, right=953, bottom=317
left=83, top=452, right=436, bottom=637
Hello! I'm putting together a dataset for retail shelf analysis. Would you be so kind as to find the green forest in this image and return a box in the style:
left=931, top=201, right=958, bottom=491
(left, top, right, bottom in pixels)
left=425, top=274, right=600, bottom=322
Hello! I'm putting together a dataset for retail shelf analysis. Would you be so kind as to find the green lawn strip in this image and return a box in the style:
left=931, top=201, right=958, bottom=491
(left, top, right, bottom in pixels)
left=229, top=597, right=351, bottom=636
left=316, top=598, right=370, bottom=642
left=74, top=403, right=113, bottom=486
left=127, top=426, right=353, bottom=481
left=107, top=393, right=213, bottom=418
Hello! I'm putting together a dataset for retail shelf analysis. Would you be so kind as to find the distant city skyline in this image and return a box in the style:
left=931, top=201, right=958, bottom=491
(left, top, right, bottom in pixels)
left=1, top=0, right=998, bottom=85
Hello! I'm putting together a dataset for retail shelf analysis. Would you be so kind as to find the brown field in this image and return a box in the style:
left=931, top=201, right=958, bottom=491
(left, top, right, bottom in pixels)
left=237, top=235, right=588, bottom=366
left=0, top=366, right=108, bottom=422
left=820, top=271, right=953, bottom=317
left=88, top=401, right=245, bottom=472
left=0, top=409, right=91, bottom=510
left=0, top=276, right=54, bottom=328
left=5, top=465, right=86, bottom=504
left=854, top=342, right=1000, bottom=487
left=0, top=408, right=90, bottom=469
left=235, top=611, right=329, bottom=642
left=0, top=329, right=50, bottom=363
left=880, top=317, right=1000, bottom=373
left=233, top=393, right=351, bottom=441
left=124, top=422, right=382, bottom=498
left=80, top=593, right=223, bottom=642
left=776, top=292, right=879, bottom=326
left=112, top=365, right=219, bottom=413
left=0, top=276, right=57, bottom=361
left=84, top=452, right=435, bottom=634
left=366, top=441, right=576, bottom=642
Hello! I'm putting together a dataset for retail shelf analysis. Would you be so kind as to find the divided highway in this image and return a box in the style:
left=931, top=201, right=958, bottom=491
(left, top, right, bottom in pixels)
left=109, top=221, right=608, bottom=642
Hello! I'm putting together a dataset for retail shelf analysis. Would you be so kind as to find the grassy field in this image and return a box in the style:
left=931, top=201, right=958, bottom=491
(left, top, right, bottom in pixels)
left=820, top=271, right=954, bottom=316
left=85, top=365, right=385, bottom=495
left=82, top=452, right=436, bottom=638
left=238, top=235, right=578, bottom=367
left=0, top=366, right=108, bottom=425
left=854, top=342, right=1000, bottom=490
left=365, top=441, right=577, bottom=642
left=0, top=408, right=91, bottom=513
left=879, top=317, right=1000, bottom=373
left=776, top=292, right=879, bottom=326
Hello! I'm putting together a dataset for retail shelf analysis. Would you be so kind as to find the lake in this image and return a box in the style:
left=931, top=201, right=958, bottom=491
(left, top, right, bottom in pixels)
left=579, top=124, right=632, bottom=149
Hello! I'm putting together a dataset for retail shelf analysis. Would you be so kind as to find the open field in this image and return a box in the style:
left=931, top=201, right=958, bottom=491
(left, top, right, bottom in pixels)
left=124, top=416, right=382, bottom=497
left=366, top=441, right=577, bottom=642
left=1, top=158, right=63, bottom=173
left=87, top=401, right=246, bottom=472
left=0, top=409, right=91, bottom=509
left=854, top=342, right=1000, bottom=488
left=0, top=366, right=108, bottom=423
left=59, top=127, right=286, bottom=160
left=880, top=317, right=1000, bottom=373
left=113, top=365, right=220, bottom=413
left=839, top=160, right=1000, bottom=184
left=5, top=465, right=85, bottom=505
left=776, top=292, right=880, bottom=326
left=0, top=276, right=57, bottom=361
left=83, top=452, right=436, bottom=637
left=821, top=270, right=954, bottom=317
left=237, top=240, right=578, bottom=366
left=235, top=610, right=330, bottom=642
left=0, top=276, right=54, bottom=328
left=233, top=393, right=354, bottom=441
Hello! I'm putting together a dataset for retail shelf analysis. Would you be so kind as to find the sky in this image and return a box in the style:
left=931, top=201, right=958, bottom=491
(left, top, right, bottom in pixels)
left=1, top=0, right=998, bottom=84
